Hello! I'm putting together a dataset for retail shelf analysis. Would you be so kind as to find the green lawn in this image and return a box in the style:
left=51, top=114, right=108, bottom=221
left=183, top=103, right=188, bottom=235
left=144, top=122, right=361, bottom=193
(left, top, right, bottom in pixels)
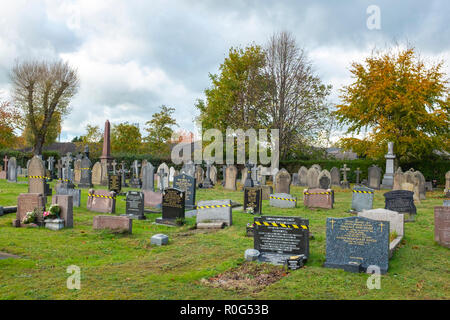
left=0, top=178, right=448, bottom=300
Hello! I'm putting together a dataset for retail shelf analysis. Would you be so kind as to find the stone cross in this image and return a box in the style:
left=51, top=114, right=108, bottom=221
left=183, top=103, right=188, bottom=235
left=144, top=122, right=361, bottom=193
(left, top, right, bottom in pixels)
left=355, top=167, right=362, bottom=185
left=158, top=168, right=168, bottom=191
left=3, top=155, right=8, bottom=171
left=340, top=164, right=350, bottom=183
left=111, top=160, right=117, bottom=175
left=47, top=156, right=55, bottom=171
left=56, top=160, right=63, bottom=179
left=132, top=160, right=140, bottom=178
left=120, top=161, right=129, bottom=186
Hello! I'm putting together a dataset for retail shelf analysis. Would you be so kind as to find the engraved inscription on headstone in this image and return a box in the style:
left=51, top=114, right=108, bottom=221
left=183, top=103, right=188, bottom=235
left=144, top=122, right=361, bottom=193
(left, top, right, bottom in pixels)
left=244, top=187, right=262, bottom=214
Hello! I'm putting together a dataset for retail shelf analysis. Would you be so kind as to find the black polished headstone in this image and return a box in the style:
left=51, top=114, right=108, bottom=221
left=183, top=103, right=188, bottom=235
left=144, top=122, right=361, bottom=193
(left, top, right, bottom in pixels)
left=384, top=190, right=416, bottom=220
left=244, top=187, right=262, bottom=214
left=108, top=174, right=122, bottom=194
left=173, top=174, right=196, bottom=209
left=124, top=191, right=145, bottom=220
left=156, top=188, right=185, bottom=225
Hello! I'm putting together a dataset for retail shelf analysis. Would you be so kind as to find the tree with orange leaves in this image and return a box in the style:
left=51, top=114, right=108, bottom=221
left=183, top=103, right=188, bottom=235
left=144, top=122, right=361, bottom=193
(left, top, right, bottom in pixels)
left=335, top=47, right=449, bottom=161
left=0, top=100, right=19, bottom=149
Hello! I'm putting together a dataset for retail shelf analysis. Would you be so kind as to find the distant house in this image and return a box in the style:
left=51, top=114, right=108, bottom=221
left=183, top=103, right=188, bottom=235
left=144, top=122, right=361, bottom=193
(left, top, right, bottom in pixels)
left=326, top=147, right=358, bottom=160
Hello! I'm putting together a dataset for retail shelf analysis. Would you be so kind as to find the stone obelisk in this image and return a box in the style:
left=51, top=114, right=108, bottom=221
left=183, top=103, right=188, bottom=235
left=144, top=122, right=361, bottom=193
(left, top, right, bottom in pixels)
left=381, top=141, right=396, bottom=189
left=100, top=120, right=113, bottom=185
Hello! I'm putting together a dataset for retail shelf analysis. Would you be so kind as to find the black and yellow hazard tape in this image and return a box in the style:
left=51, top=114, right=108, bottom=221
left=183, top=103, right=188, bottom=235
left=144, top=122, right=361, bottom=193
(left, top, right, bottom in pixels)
left=88, top=194, right=116, bottom=200
left=304, top=192, right=332, bottom=195
left=269, top=196, right=297, bottom=202
left=197, top=204, right=231, bottom=209
left=58, top=179, right=70, bottom=182
left=352, top=190, right=374, bottom=194
left=28, top=175, right=50, bottom=179
left=254, top=221, right=308, bottom=229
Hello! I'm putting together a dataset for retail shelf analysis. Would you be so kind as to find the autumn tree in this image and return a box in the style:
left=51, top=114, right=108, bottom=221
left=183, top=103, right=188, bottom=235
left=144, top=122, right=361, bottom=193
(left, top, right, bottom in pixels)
left=144, top=105, right=177, bottom=156
left=111, top=122, right=142, bottom=154
left=81, top=124, right=103, bottom=143
left=335, top=47, right=450, bottom=161
left=11, top=60, right=79, bottom=155
left=0, top=101, right=20, bottom=149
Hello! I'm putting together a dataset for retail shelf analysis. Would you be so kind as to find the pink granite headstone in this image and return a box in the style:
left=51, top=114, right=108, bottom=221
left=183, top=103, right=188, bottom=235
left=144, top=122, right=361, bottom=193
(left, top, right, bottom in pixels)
left=87, top=189, right=116, bottom=213
left=93, top=215, right=132, bottom=233
left=434, top=206, right=450, bottom=248
left=303, top=188, right=334, bottom=209
left=15, top=193, right=45, bottom=227
left=52, top=194, right=73, bottom=228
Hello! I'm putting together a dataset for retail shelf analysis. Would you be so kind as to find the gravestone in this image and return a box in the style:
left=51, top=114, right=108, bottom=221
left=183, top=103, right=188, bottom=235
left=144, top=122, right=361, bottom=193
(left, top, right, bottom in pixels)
left=196, top=199, right=232, bottom=226
left=173, top=174, right=196, bottom=209
left=291, top=173, right=300, bottom=186
left=434, top=206, right=450, bottom=248
left=330, top=167, right=340, bottom=187
left=51, top=195, right=73, bottom=228
left=74, top=159, right=81, bottom=184
left=78, top=157, right=93, bottom=188
left=303, top=188, right=333, bottom=209
left=140, top=160, right=148, bottom=179
left=380, top=141, right=395, bottom=189
left=210, top=165, right=218, bottom=185
left=28, top=156, right=47, bottom=197
left=318, top=170, right=331, bottom=189
left=119, top=161, right=129, bottom=187
left=7, top=157, right=17, bottom=183
left=274, top=169, right=291, bottom=194
left=181, top=160, right=195, bottom=176
left=243, top=162, right=255, bottom=188
left=260, top=185, right=273, bottom=200
left=194, top=165, right=204, bottom=187
left=244, top=187, right=262, bottom=214
left=92, top=162, right=102, bottom=186
left=413, top=170, right=426, bottom=200
left=55, top=183, right=81, bottom=207
left=311, top=164, right=322, bottom=172
left=93, top=216, right=132, bottom=234
left=156, top=188, right=185, bottom=225
left=224, top=165, right=237, bottom=191
left=368, top=165, right=382, bottom=190
left=124, top=191, right=145, bottom=220
left=393, top=167, right=404, bottom=190
left=269, top=193, right=297, bottom=208
left=254, top=216, right=309, bottom=265
left=0, top=155, right=8, bottom=179
left=384, top=190, right=416, bottom=222
left=324, top=216, right=390, bottom=274
left=108, top=173, right=122, bottom=194
left=141, top=162, right=155, bottom=191
left=354, top=168, right=362, bottom=185
left=202, top=162, right=214, bottom=188
left=350, top=186, right=375, bottom=213
left=402, top=169, right=421, bottom=203
left=157, top=163, right=170, bottom=188
left=14, top=193, right=46, bottom=227
left=306, top=167, right=319, bottom=188
left=130, top=160, right=142, bottom=188
left=87, top=189, right=116, bottom=213
left=340, top=164, right=350, bottom=189
left=169, top=167, right=176, bottom=185
left=298, top=166, right=308, bottom=186
left=143, top=190, right=163, bottom=209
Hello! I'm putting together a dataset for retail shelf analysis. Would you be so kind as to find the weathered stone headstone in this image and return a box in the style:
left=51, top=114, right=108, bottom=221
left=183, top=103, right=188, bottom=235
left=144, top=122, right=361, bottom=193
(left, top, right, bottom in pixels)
left=87, top=189, right=116, bottom=213
left=130, top=160, right=142, bottom=188
left=384, top=190, right=416, bottom=222
left=350, top=186, right=374, bottom=213
left=93, top=215, right=132, bottom=233
left=143, top=190, right=162, bottom=208
left=324, top=216, right=390, bottom=274
left=254, top=216, right=309, bottom=265
left=269, top=193, right=297, bottom=208
left=124, top=191, right=145, bottom=220
left=55, top=183, right=81, bottom=207
left=181, top=160, right=195, bottom=176
left=318, top=170, right=331, bottom=189
left=210, top=165, right=218, bottom=185
left=74, top=159, right=81, bottom=184
left=303, top=188, right=333, bottom=209
left=306, top=167, right=319, bottom=188
left=202, top=162, right=214, bottom=189
left=330, top=167, right=340, bottom=187
left=156, top=188, right=185, bottom=225
left=368, top=165, right=382, bottom=190
left=28, top=156, right=47, bottom=197
left=298, top=166, right=308, bottom=186
left=434, top=206, right=450, bottom=248
left=7, top=157, right=17, bottom=183
left=108, top=173, right=121, bottom=194
left=260, top=185, right=273, bottom=200
left=14, top=193, right=45, bottom=227
left=340, top=164, right=351, bottom=189
left=196, top=199, right=232, bottom=226
left=51, top=195, right=73, bottom=228
left=311, top=164, right=322, bottom=172
left=244, top=187, right=262, bottom=214
left=141, top=162, right=155, bottom=191
left=274, top=169, right=291, bottom=194
left=78, top=157, right=93, bottom=188
left=194, top=165, right=204, bottom=187
left=173, top=173, right=196, bottom=209
left=169, top=167, right=176, bottom=185
left=92, top=162, right=102, bottom=186
left=291, top=173, right=300, bottom=186
left=224, top=165, right=237, bottom=191
left=381, top=141, right=395, bottom=189
left=413, top=170, right=426, bottom=200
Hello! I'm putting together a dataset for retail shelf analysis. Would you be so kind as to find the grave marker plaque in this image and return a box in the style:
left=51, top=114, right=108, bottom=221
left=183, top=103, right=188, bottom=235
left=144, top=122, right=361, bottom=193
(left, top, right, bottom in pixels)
left=254, top=216, right=309, bottom=265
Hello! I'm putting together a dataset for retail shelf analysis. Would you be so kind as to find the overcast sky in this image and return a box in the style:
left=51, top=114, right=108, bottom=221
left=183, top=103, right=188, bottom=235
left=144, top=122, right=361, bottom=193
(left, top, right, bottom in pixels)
left=0, top=0, right=448, bottom=142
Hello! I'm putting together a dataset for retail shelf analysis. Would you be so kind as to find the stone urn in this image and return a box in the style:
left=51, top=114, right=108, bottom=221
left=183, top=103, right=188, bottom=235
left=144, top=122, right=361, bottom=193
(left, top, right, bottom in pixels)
left=44, top=218, right=65, bottom=231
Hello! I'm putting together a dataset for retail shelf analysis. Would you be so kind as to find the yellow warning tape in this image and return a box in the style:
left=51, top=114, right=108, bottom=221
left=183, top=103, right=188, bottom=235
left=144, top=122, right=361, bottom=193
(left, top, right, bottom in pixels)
left=197, top=204, right=231, bottom=209
left=58, top=179, right=70, bottom=182
left=255, top=221, right=308, bottom=229
left=269, top=196, right=297, bottom=202
left=352, top=190, right=374, bottom=194
left=81, top=168, right=90, bottom=170
left=88, top=194, right=116, bottom=200
left=304, top=192, right=332, bottom=195
left=28, top=176, right=50, bottom=179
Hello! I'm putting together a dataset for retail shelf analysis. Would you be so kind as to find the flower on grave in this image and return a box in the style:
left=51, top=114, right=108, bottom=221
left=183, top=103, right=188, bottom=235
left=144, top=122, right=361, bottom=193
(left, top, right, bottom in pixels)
left=246, top=223, right=254, bottom=228
left=22, top=211, right=37, bottom=224
left=246, top=207, right=254, bottom=214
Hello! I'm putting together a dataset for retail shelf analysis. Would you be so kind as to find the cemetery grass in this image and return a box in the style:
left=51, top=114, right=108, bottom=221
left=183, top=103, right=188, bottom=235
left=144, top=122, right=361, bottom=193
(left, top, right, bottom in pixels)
left=0, top=178, right=449, bottom=300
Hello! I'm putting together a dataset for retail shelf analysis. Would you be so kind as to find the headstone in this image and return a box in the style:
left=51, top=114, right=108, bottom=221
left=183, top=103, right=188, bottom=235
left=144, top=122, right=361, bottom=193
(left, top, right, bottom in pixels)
left=303, top=188, right=334, bottom=209
left=181, top=160, right=195, bottom=176
left=291, top=173, right=299, bottom=186
left=393, top=167, right=404, bottom=190
left=119, top=161, right=129, bottom=188
left=254, top=216, right=309, bottom=265
left=202, top=162, right=214, bottom=188
left=1, top=155, right=8, bottom=179
left=14, top=193, right=45, bottom=227
left=28, top=156, right=47, bottom=197
left=87, top=189, right=116, bottom=213
left=311, top=164, right=322, bottom=172
left=434, top=206, right=450, bottom=248
left=124, top=191, right=145, bottom=220
left=224, top=165, right=237, bottom=191
left=156, top=188, right=185, bottom=225
left=194, top=165, right=204, bottom=187
left=74, top=159, right=81, bottom=184
left=92, top=162, right=102, bottom=186
left=260, top=185, right=273, bottom=201
left=108, top=173, right=122, bottom=194
left=298, top=166, right=308, bottom=186
left=130, top=160, right=142, bottom=188
left=368, top=165, right=382, bottom=190
left=306, top=167, right=319, bottom=188
left=402, top=169, right=421, bottom=203
left=169, top=167, right=176, bottom=184
left=51, top=195, right=73, bottom=228
left=269, top=193, right=297, bottom=208
left=244, top=187, right=262, bottom=214
left=55, top=183, right=81, bottom=207
left=143, top=190, right=163, bottom=209
left=324, top=216, right=390, bottom=274
left=413, top=170, right=426, bottom=200
left=196, top=199, right=232, bottom=226
left=384, top=190, right=416, bottom=222
left=140, top=159, right=147, bottom=179
left=351, top=186, right=375, bottom=213
left=141, top=162, right=155, bottom=191
left=243, top=162, right=254, bottom=188
left=93, top=216, right=132, bottom=233
left=381, top=141, right=396, bottom=189
left=318, top=170, right=331, bottom=189
left=78, top=157, right=93, bottom=188
left=330, top=167, right=340, bottom=187
left=210, top=165, right=218, bottom=185
left=274, top=169, right=291, bottom=194
left=173, top=174, right=196, bottom=209
left=7, top=157, right=17, bottom=183
left=340, top=164, right=350, bottom=189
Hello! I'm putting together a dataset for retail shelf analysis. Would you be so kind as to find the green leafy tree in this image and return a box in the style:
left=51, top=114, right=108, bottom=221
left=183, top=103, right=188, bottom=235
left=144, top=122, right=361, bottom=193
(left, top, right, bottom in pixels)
left=111, top=122, right=142, bottom=154
left=335, top=47, right=450, bottom=161
left=81, top=124, right=103, bottom=143
left=144, top=105, right=177, bottom=156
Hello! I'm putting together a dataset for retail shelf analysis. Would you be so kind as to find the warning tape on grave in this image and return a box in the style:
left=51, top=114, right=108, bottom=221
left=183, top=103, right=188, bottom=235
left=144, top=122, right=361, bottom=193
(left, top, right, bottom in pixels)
left=352, top=190, right=374, bottom=194
left=269, top=196, right=297, bottom=202
left=303, top=191, right=332, bottom=195
left=88, top=193, right=116, bottom=200
left=254, top=221, right=308, bottom=229
left=28, top=175, right=50, bottom=179
left=57, top=179, right=70, bottom=182
left=197, top=204, right=231, bottom=209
